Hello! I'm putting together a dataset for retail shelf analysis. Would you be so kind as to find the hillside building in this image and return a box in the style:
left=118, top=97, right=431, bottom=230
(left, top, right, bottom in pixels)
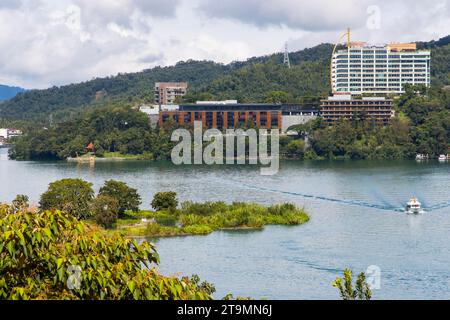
left=154, top=101, right=318, bottom=132
left=154, top=82, right=188, bottom=105
left=332, top=42, right=430, bottom=95
left=0, top=128, right=22, bottom=140
left=320, top=95, right=394, bottom=125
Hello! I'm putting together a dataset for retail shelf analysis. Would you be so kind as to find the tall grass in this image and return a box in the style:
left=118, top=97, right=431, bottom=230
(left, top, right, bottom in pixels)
left=119, top=201, right=309, bottom=237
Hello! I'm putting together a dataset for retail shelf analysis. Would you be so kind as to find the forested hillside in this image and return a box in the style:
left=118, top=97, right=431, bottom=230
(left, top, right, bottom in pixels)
left=0, top=61, right=230, bottom=123
left=0, top=44, right=336, bottom=124
left=1, top=37, right=450, bottom=126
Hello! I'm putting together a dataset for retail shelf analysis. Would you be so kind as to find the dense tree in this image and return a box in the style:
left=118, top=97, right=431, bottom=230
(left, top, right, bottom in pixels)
left=0, top=207, right=214, bottom=300
left=39, top=179, right=94, bottom=220
left=265, top=91, right=293, bottom=104
left=285, top=140, right=305, bottom=159
left=99, top=180, right=141, bottom=215
left=92, top=195, right=119, bottom=229
left=151, top=192, right=179, bottom=212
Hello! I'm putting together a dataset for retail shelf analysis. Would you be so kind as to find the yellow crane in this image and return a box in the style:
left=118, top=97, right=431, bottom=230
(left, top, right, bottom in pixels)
left=330, top=28, right=351, bottom=94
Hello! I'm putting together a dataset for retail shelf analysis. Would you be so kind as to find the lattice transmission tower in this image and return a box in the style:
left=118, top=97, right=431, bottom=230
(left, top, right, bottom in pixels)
left=283, top=42, right=291, bottom=69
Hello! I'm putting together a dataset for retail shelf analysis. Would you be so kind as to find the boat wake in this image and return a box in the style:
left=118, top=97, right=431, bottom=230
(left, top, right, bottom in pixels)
left=223, top=178, right=446, bottom=214
left=425, top=201, right=450, bottom=211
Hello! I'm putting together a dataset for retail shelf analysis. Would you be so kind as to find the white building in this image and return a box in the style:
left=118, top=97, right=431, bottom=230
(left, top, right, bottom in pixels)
left=139, top=105, right=180, bottom=128
left=332, top=42, right=431, bottom=95
left=0, top=128, right=22, bottom=142
left=0, top=128, right=8, bottom=139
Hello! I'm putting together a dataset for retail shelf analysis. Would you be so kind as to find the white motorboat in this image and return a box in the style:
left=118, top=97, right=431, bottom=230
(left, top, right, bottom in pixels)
left=438, top=155, right=449, bottom=162
left=406, top=197, right=423, bottom=214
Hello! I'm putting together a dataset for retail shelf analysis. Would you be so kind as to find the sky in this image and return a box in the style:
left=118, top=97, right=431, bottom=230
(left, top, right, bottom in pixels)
left=0, top=0, right=449, bottom=89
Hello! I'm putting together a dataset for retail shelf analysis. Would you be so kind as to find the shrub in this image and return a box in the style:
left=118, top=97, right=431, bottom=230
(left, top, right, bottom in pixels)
left=145, top=223, right=182, bottom=237
left=182, top=225, right=214, bottom=235
left=181, top=201, right=228, bottom=216
left=286, top=140, right=305, bottom=158
left=151, top=192, right=178, bottom=211
left=39, top=179, right=94, bottom=220
left=99, top=180, right=141, bottom=215
left=268, top=203, right=297, bottom=216
left=333, top=269, right=372, bottom=300
left=92, top=195, right=119, bottom=229
left=0, top=208, right=213, bottom=300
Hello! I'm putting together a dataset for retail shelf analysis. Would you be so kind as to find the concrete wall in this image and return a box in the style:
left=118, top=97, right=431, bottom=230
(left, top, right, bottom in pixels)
left=282, top=115, right=317, bottom=133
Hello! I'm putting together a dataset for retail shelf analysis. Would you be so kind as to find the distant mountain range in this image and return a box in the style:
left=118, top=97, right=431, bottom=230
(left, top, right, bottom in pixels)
left=0, top=35, right=449, bottom=124
left=0, top=85, right=25, bottom=101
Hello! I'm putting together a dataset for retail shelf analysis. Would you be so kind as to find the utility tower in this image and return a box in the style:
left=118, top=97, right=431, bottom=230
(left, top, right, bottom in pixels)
left=283, top=42, right=291, bottom=69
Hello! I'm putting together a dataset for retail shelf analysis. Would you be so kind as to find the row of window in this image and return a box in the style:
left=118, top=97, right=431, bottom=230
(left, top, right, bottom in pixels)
left=336, top=63, right=429, bottom=68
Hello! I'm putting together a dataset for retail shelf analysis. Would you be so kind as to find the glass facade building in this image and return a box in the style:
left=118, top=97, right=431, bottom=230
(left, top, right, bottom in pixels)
left=331, top=43, right=431, bottom=94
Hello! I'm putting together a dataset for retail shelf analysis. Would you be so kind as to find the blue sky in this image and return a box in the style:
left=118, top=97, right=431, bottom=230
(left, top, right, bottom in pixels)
left=0, top=0, right=449, bottom=88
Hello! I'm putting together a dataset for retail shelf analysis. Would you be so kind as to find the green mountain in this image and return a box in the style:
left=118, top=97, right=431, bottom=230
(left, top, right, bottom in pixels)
left=0, top=85, right=25, bottom=101
left=1, top=37, right=449, bottom=125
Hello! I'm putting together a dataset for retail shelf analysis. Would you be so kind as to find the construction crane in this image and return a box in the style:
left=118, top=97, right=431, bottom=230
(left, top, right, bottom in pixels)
left=330, top=28, right=351, bottom=94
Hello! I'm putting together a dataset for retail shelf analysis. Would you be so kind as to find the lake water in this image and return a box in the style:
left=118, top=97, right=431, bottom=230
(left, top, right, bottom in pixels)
left=1, top=148, right=450, bottom=299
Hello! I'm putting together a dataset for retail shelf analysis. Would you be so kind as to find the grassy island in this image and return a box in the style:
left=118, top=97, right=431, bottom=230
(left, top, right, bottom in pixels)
left=112, top=202, right=310, bottom=238
left=3, top=178, right=310, bottom=239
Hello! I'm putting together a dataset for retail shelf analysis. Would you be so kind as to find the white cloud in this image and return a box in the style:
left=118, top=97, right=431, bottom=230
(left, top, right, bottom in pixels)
left=0, top=0, right=449, bottom=88
left=198, top=0, right=368, bottom=31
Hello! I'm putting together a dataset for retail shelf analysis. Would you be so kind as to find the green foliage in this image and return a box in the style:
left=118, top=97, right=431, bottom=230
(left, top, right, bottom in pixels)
left=92, top=195, right=119, bottom=229
left=99, top=180, right=141, bottom=215
left=9, top=106, right=179, bottom=161
left=184, top=274, right=216, bottom=297
left=182, top=225, right=215, bottom=235
left=265, top=91, right=293, bottom=103
left=202, top=61, right=330, bottom=103
left=285, top=140, right=305, bottom=159
left=180, top=201, right=228, bottom=216
left=151, top=192, right=179, bottom=211
left=333, top=269, right=372, bottom=301
left=39, top=179, right=94, bottom=220
left=9, top=106, right=157, bottom=160
left=0, top=207, right=214, bottom=300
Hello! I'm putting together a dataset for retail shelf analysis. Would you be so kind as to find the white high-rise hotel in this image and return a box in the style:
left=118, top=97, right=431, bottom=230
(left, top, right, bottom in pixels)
left=331, top=42, right=431, bottom=95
